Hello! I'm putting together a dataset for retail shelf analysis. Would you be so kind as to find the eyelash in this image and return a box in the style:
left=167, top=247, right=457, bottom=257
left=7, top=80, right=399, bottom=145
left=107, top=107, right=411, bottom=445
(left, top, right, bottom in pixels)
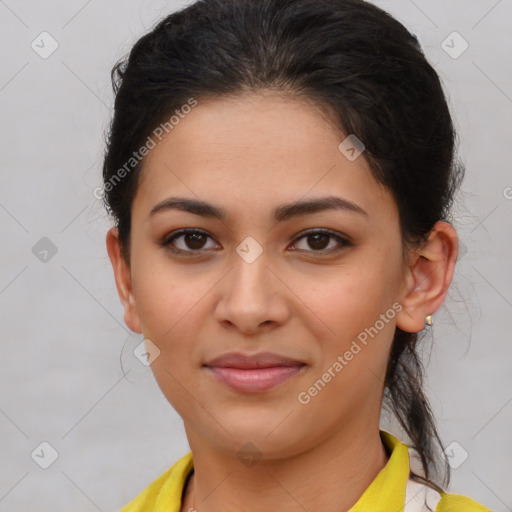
left=159, top=228, right=352, bottom=255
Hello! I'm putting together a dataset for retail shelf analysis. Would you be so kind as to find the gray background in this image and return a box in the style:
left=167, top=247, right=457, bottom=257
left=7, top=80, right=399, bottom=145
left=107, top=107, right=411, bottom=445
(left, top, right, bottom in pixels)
left=1, top=0, right=511, bottom=511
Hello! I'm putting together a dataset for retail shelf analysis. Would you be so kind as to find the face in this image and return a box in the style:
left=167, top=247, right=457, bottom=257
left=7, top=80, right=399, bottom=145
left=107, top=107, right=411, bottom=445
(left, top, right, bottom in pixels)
left=108, top=92, right=429, bottom=458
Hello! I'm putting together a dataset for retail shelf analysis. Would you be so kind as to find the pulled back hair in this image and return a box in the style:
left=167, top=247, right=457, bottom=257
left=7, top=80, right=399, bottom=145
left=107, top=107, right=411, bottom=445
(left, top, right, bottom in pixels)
left=102, top=0, right=464, bottom=492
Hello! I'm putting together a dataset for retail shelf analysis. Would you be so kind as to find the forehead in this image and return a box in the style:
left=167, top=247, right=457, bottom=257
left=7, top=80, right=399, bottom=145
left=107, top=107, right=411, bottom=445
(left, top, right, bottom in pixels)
left=133, top=92, right=397, bottom=225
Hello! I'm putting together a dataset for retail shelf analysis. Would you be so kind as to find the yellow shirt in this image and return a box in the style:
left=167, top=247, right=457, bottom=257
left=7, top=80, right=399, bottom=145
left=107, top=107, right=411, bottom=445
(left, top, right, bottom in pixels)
left=119, top=429, right=493, bottom=512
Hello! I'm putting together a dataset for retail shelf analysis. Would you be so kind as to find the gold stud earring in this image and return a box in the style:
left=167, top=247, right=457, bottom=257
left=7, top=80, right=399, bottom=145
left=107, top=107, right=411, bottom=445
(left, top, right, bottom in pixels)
left=425, top=315, right=433, bottom=326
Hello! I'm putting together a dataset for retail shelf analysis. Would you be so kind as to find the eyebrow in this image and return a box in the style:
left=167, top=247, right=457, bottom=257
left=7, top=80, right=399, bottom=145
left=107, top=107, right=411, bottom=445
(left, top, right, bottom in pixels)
left=149, top=196, right=368, bottom=221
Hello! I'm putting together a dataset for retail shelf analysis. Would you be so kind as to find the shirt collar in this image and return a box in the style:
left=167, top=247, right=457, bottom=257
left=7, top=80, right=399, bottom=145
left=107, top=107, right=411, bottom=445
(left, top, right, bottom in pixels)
left=347, top=429, right=411, bottom=512
left=151, top=429, right=410, bottom=512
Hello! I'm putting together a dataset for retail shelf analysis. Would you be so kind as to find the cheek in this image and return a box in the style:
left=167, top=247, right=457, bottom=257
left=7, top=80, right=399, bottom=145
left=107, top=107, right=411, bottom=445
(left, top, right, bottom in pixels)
left=290, top=263, right=393, bottom=339
left=132, top=263, right=207, bottom=416
left=292, top=271, right=396, bottom=422
left=130, top=253, right=215, bottom=387
left=287, top=254, right=399, bottom=387
left=131, top=249, right=211, bottom=340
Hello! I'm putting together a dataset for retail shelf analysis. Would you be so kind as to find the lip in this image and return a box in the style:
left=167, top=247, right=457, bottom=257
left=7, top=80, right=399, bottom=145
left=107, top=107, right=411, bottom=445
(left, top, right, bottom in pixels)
left=204, top=351, right=306, bottom=369
left=205, top=365, right=306, bottom=392
left=203, top=351, right=307, bottom=393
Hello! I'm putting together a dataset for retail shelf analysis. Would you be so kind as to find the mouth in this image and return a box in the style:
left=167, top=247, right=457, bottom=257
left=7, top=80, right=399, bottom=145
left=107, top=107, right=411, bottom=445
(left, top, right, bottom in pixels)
left=203, top=351, right=307, bottom=393
left=204, top=365, right=307, bottom=393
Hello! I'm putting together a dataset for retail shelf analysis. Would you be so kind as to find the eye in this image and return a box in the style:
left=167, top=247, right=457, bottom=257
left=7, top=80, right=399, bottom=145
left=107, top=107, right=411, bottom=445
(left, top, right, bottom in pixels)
left=290, top=229, right=352, bottom=253
left=160, top=229, right=219, bottom=253
left=160, top=228, right=352, bottom=255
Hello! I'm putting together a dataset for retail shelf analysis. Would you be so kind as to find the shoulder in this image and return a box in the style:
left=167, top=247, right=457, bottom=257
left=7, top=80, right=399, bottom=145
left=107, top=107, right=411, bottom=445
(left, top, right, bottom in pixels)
left=404, top=443, right=493, bottom=512
left=405, top=477, right=493, bottom=512
left=118, top=451, right=194, bottom=512
left=436, top=492, right=494, bottom=512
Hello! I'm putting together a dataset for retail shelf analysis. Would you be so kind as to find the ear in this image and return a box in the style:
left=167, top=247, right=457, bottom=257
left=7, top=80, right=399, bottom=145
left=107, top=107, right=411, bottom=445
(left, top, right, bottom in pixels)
left=106, top=227, right=142, bottom=334
left=396, top=221, right=458, bottom=333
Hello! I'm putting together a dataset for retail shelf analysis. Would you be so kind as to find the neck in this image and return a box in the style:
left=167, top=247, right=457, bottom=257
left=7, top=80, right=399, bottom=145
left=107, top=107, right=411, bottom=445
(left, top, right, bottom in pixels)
left=181, top=424, right=389, bottom=512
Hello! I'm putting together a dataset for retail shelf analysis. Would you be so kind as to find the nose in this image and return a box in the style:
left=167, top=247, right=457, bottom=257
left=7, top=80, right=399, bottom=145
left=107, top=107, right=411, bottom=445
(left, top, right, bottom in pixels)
left=214, top=248, right=290, bottom=335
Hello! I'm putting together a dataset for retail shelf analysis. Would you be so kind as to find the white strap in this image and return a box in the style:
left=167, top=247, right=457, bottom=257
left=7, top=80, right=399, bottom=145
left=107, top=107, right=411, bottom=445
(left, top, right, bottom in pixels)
left=404, top=447, right=442, bottom=512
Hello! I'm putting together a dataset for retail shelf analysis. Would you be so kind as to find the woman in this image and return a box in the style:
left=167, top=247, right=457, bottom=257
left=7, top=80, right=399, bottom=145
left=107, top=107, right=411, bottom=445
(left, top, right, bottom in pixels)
left=102, top=0, right=493, bottom=510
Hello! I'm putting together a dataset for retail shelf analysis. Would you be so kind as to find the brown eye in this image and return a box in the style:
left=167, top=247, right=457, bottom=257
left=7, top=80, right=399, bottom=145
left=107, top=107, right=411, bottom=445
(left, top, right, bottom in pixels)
left=161, top=229, right=218, bottom=253
left=291, top=229, right=351, bottom=253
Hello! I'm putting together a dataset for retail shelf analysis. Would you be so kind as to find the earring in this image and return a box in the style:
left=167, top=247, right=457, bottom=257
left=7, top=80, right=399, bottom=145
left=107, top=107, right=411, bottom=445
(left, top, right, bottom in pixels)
left=425, top=315, right=433, bottom=326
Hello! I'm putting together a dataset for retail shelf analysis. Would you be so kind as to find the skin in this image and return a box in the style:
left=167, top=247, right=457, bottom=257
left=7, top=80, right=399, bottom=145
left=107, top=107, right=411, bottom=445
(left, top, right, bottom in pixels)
left=106, top=91, right=458, bottom=512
